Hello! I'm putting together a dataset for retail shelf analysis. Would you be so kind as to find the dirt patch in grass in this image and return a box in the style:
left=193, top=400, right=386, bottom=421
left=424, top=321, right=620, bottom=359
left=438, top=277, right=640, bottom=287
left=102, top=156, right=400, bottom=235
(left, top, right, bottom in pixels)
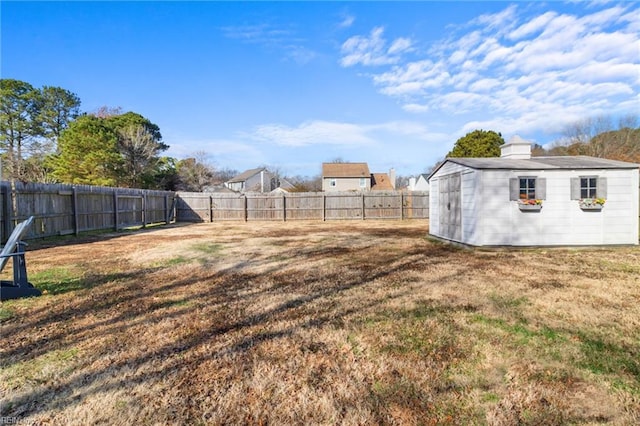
left=1, top=220, right=638, bottom=424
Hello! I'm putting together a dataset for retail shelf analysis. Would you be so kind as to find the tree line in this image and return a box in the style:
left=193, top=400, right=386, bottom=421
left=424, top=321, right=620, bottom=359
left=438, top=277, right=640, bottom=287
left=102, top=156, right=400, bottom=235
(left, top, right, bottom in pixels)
left=3, top=79, right=637, bottom=192
left=0, top=79, right=233, bottom=191
left=436, top=116, right=639, bottom=173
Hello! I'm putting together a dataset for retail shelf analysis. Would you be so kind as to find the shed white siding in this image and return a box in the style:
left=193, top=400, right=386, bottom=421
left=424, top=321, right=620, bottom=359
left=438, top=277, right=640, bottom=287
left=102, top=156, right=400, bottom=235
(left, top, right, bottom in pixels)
left=429, top=161, right=469, bottom=241
left=430, top=163, right=639, bottom=247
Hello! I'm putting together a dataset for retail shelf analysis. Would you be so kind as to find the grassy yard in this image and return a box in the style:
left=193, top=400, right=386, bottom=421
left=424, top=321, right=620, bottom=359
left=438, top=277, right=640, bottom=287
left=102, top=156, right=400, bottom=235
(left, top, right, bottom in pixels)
left=1, top=220, right=639, bottom=425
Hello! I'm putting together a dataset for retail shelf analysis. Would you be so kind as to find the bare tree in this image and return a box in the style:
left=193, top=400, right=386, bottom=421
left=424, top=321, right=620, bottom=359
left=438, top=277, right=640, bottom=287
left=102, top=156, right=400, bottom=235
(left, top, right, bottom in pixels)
left=0, top=79, right=41, bottom=180
left=176, top=151, right=216, bottom=191
left=91, top=106, right=123, bottom=118
left=212, top=167, right=238, bottom=184
left=555, top=114, right=639, bottom=162
left=117, top=125, right=162, bottom=188
left=287, top=174, right=322, bottom=192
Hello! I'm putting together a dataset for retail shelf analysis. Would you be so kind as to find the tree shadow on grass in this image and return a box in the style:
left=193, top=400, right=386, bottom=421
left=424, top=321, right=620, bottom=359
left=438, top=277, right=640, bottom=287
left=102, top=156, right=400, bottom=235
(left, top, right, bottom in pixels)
left=1, top=227, right=478, bottom=422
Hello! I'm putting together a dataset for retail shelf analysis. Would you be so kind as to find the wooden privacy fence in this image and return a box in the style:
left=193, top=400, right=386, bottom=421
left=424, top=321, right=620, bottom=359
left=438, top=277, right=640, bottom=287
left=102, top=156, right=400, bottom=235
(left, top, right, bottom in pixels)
left=0, top=181, right=176, bottom=243
left=0, top=183, right=428, bottom=243
left=176, top=191, right=429, bottom=222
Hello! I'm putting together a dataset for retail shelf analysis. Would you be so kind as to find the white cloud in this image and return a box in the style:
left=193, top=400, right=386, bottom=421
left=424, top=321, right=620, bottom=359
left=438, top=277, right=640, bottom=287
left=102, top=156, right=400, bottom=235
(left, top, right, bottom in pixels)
left=245, top=119, right=438, bottom=148
left=248, top=121, right=374, bottom=147
left=285, top=45, right=317, bottom=65
left=340, top=27, right=413, bottom=67
left=568, top=60, right=640, bottom=84
left=373, top=60, right=451, bottom=95
left=402, top=103, right=430, bottom=113
left=388, top=37, right=412, bottom=55
left=221, top=23, right=316, bottom=65
left=342, top=2, right=639, bottom=143
left=369, top=120, right=431, bottom=137
left=338, top=14, right=355, bottom=28
left=581, top=5, right=628, bottom=27
left=508, top=11, right=557, bottom=40
left=220, top=24, right=293, bottom=43
left=468, top=78, right=501, bottom=93
left=472, top=4, right=518, bottom=31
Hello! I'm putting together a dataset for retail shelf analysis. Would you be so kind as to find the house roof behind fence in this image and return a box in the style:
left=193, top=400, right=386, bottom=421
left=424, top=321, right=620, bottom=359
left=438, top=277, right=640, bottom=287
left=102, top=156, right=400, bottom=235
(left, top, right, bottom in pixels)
left=227, top=167, right=266, bottom=183
left=322, top=163, right=370, bottom=178
left=371, top=173, right=394, bottom=190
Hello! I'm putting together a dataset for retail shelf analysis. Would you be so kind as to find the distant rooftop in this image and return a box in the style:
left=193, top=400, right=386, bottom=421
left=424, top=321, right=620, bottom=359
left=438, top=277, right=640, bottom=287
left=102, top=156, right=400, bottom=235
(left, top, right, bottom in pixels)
left=227, top=167, right=266, bottom=183
left=371, top=173, right=394, bottom=190
left=322, top=163, right=370, bottom=178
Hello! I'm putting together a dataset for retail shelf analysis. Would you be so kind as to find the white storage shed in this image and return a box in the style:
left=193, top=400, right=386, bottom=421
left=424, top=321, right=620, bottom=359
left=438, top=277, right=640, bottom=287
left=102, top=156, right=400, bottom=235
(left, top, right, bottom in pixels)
left=428, top=137, right=639, bottom=246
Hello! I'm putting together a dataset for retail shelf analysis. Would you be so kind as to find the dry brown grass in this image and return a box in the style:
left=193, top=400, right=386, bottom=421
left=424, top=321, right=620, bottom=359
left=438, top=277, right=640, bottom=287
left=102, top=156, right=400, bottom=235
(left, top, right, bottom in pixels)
left=1, top=220, right=639, bottom=425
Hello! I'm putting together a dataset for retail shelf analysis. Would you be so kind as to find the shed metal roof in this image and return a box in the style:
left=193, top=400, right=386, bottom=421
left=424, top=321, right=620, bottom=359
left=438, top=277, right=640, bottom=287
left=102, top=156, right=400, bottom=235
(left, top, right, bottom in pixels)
left=431, top=155, right=637, bottom=177
left=428, top=156, right=639, bottom=181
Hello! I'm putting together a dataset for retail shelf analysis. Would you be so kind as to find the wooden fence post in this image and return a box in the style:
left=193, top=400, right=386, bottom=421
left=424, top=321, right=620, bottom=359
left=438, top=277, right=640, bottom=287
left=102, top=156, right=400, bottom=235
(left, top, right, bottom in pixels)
left=113, top=191, right=119, bottom=231
left=244, top=194, right=248, bottom=222
left=282, top=193, right=286, bottom=222
left=1, top=184, right=10, bottom=244
left=322, top=194, right=326, bottom=221
left=164, top=194, right=169, bottom=224
left=362, top=193, right=365, bottom=220
left=72, top=187, right=79, bottom=235
left=142, top=193, right=147, bottom=228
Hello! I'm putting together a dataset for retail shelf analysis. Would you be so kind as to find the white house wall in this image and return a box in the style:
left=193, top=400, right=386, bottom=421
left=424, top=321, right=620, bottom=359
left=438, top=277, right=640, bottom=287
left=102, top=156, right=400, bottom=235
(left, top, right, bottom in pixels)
left=245, top=172, right=266, bottom=192
left=414, top=176, right=429, bottom=191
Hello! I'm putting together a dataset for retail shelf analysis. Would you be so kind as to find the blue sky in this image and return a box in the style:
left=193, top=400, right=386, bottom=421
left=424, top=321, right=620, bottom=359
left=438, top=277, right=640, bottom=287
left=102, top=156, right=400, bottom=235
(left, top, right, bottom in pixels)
left=2, top=1, right=638, bottom=178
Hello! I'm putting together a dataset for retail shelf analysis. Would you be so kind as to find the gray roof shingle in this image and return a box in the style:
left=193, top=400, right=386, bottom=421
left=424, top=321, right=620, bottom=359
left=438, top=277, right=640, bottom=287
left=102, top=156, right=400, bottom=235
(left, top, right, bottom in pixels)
left=446, top=156, right=639, bottom=170
left=227, top=167, right=266, bottom=183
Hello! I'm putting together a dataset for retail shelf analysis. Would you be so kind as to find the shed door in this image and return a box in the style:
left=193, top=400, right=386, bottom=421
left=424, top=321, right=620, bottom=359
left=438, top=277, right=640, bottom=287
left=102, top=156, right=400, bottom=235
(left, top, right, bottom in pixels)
left=439, top=173, right=462, bottom=241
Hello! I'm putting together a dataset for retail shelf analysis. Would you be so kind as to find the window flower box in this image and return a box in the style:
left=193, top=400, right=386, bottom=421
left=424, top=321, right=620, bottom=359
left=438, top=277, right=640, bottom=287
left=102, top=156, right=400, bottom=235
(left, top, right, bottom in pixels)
left=517, top=199, right=542, bottom=211
left=579, top=198, right=605, bottom=210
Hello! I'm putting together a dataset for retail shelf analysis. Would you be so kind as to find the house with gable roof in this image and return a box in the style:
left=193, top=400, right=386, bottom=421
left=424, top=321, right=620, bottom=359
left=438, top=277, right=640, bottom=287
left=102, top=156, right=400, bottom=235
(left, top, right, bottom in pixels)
left=322, top=163, right=371, bottom=191
left=322, top=163, right=396, bottom=192
left=224, top=167, right=280, bottom=192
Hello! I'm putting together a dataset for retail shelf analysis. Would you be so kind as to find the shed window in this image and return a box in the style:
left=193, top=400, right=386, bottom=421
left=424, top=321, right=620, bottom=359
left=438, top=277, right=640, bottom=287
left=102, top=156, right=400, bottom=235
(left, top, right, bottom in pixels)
left=571, top=176, right=607, bottom=200
left=359, top=177, right=367, bottom=188
left=580, top=177, right=597, bottom=198
left=509, top=176, right=546, bottom=201
left=519, top=178, right=536, bottom=200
